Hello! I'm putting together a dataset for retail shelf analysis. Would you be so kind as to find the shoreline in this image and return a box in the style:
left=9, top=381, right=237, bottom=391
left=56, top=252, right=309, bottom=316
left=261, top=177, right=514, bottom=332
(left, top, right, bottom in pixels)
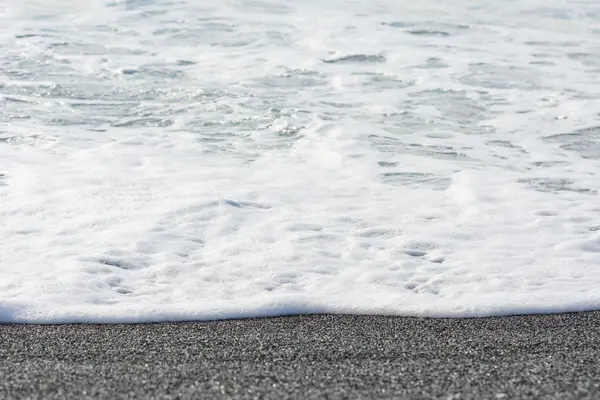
left=2, top=312, right=600, bottom=399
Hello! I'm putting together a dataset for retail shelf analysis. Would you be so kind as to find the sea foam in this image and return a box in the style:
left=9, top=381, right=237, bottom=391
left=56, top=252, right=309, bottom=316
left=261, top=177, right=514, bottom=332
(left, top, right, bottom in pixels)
left=1, top=0, right=600, bottom=323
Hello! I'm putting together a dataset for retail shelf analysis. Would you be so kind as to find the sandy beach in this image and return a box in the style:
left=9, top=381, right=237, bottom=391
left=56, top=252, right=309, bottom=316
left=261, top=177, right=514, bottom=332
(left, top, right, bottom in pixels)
left=2, top=312, right=599, bottom=399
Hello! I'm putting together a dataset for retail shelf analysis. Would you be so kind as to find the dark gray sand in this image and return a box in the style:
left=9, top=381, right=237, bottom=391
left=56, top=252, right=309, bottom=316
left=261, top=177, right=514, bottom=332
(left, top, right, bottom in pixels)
left=2, top=312, right=600, bottom=399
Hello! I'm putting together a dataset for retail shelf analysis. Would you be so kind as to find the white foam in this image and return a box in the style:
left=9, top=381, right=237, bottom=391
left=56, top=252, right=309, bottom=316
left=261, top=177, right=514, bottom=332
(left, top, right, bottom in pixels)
left=2, top=0, right=600, bottom=323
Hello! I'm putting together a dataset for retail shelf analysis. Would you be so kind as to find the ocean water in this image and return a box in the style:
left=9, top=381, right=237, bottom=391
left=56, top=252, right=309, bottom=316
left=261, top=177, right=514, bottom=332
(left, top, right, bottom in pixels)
left=1, top=0, right=600, bottom=323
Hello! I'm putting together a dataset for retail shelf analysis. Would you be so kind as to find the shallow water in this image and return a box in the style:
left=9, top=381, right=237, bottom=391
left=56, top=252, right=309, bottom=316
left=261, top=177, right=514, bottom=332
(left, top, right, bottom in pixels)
left=1, top=0, right=600, bottom=323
